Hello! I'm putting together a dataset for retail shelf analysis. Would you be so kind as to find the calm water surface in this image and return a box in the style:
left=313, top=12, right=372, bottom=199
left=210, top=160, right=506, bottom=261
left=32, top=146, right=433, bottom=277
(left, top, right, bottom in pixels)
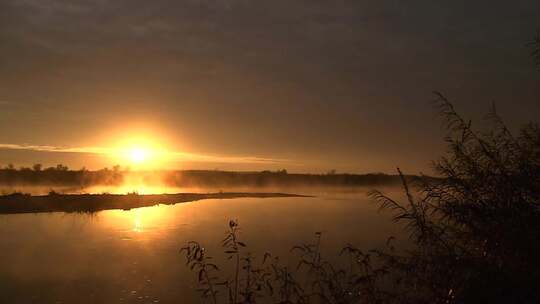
left=0, top=187, right=407, bottom=303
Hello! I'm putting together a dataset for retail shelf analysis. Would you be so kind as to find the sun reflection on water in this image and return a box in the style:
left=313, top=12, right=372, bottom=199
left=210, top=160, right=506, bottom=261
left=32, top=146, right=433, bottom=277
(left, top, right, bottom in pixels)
left=102, top=204, right=187, bottom=237
left=133, top=209, right=143, bottom=232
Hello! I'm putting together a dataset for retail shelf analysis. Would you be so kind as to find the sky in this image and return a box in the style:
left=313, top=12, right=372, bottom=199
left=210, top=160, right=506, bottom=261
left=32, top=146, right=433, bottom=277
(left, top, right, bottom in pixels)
left=0, top=0, right=539, bottom=173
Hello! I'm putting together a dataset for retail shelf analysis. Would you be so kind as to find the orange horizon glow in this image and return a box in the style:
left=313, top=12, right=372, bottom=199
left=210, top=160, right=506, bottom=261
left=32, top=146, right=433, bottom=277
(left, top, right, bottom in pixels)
left=0, top=125, right=288, bottom=171
left=104, top=131, right=172, bottom=169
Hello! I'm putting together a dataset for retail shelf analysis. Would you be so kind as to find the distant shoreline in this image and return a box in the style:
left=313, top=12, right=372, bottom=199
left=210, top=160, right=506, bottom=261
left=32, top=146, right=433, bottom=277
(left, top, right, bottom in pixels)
left=0, top=192, right=310, bottom=214
left=0, top=167, right=424, bottom=188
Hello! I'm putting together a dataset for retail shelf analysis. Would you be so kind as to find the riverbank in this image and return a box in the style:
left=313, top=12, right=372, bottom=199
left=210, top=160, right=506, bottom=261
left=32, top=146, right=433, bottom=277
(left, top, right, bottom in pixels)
left=0, top=192, right=309, bottom=214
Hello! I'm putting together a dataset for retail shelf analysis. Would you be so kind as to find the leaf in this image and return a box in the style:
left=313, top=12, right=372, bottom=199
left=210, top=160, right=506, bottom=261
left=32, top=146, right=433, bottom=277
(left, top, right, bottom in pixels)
left=263, top=252, right=272, bottom=264
left=198, top=269, right=205, bottom=282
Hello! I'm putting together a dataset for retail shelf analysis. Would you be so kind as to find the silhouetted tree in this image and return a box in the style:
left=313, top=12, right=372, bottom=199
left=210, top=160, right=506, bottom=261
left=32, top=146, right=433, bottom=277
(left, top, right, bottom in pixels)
left=368, top=93, right=540, bottom=303
left=55, top=164, right=68, bottom=171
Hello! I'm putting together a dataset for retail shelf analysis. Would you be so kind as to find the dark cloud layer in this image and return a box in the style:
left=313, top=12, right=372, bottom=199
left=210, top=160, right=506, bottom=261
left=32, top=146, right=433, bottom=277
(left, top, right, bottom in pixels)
left=1, top=1, right=539, bottom=172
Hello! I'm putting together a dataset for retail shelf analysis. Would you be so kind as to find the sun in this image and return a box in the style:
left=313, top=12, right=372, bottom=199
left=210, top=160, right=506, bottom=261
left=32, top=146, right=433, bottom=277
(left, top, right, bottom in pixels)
left=106, top=133, right=171, bottom=169
left=119, top=144, right=168, bottom=168
left=123, top=146, right=160, bottom=167
left=130, top=148, right=147, bottom=163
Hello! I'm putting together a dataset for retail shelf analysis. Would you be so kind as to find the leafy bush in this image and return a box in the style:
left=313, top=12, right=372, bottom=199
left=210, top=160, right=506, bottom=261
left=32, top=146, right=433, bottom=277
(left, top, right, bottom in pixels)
left=368, top=93, right=540, bottom=303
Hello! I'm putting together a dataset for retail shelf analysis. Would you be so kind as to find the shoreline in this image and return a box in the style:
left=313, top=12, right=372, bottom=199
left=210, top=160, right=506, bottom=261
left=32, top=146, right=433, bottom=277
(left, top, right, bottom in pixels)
left=0, top=192, right=310, bottom=214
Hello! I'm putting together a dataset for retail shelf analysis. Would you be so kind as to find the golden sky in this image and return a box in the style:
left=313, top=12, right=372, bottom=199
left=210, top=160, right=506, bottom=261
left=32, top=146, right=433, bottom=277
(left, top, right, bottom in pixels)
left=0, top=1, right=539, bottom=173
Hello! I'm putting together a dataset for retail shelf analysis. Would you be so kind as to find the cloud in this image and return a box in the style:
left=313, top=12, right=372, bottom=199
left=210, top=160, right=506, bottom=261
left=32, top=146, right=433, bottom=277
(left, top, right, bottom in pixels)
left=0, top=144, right=110, bottom=154
left=0, top=143, right=287, bottom=164
left=170, top=151, right=288, bottom=164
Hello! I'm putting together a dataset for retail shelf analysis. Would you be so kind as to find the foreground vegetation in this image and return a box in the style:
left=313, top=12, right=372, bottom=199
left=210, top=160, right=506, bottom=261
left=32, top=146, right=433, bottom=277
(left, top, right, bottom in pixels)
left=180, top=34, right=540, bottom=304
left=181, top=94, right=540, bottom=303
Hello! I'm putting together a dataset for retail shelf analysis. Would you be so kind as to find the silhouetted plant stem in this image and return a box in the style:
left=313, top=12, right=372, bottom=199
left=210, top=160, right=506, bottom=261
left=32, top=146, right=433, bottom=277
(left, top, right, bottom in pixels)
left=180, top=241, right=219, bottom=304
left=223, top=219, right=246, bottom=304
left=204, top=265, right=218, bottom=304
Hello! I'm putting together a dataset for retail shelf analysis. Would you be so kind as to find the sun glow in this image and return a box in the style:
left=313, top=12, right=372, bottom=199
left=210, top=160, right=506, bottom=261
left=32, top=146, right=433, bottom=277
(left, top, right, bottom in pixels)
left=130, top=148, right=148, bottom=163
left=106, top=134, right=171, bottom=169
left=120, top=145, right=165, bottom=168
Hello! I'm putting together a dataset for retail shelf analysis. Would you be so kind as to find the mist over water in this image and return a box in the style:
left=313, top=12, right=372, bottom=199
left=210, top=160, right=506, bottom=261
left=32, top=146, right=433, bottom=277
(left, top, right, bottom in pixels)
left=0, top=186, right=407, bottom=303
